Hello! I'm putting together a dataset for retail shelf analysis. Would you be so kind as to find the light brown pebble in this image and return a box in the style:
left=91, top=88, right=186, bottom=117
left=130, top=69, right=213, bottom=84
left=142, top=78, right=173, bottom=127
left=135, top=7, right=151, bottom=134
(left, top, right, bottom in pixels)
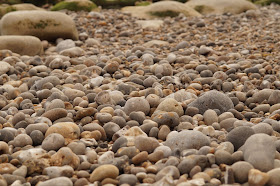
left=148, top=150, right=164, bottom=163
left=248, top=169, right=269, bottom=186
left=132, top=151, right=148, bottom=165
left=90, top=164, right=119, bottom=182
left=158, top=125, right=170, bottom=140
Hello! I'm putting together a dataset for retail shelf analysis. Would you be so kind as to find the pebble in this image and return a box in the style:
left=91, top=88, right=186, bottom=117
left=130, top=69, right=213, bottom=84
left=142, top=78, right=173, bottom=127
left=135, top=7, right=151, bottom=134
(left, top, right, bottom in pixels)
left=45, top=122, right=80, bottom=142
left=231, top=161, right=253, bottom=183
left=90, top=164, right=119, bottom=182
left=119, top=174, right=138, bottom=186
left=267, top=168, right=280, bottom=185
left=13, top=134, right=33, bottom=147
left=241, top=133, right=276, bottom=172
left=226, top=126, right=255, bottom=151
left=154, top=98, right=184, bottom=116
left=164, top=130, right=210, bottom=151
left=248, top=169, right=269, bottom=186
left=189, top=90, right=234, bottom=114
left=134, top=136, right=159, bottom=153
left=50, top=147, right=80, bottom=169
left=37, top=177, right=73, bottom=186
left=124, top=97, right=150, bottom=115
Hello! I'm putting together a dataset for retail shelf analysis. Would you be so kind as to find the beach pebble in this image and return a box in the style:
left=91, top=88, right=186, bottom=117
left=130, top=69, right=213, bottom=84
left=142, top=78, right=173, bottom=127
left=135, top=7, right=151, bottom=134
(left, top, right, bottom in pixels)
left=50, top=147, right=80, bottom=169
left=13, top=134, right=33, bottom=147
left=134, top=136, right=159, bottom=153
left=37, top=177, right=73, bottom=186
left=248, top=169, right=269, bottom=186
left=267, top=168, right=280, bottom=185
left=154, top=98, right=184, bottom=116
left=226, top=126, right=255, bottom=151
left=119, top=174, right=138, bottom=185
left=241, top=134, right=276, bottom=172
left=124, top=97, right=150, bottom=115
left=164, top=130, right=210, bottom=151
left=45, top=122, right=80, bottom=141
left=189, top=90, right=234, bottom=114
left=231, top=161, right=253, bottom=183
left=90, top=164, right=119, bottom=182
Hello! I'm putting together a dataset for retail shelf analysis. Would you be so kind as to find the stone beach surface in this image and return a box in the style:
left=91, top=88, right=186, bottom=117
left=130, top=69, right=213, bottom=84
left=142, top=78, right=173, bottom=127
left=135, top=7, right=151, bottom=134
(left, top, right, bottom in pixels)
left=0, top=0, right=280, bottom=185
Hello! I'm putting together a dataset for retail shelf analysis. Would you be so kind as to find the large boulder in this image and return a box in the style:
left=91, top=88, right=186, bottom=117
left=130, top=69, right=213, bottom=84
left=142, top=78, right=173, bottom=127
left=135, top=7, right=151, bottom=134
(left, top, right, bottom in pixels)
left=51, top=0, right=97, bottom=11
left=0, top=36, right=43, bottom=56
left=0, top=3, right=44, bottom=18
left=121, top=1, right=201, bottom=19
left=0, top=11, right=78, bottom=41
left=186, top=0, right=257, bottom=15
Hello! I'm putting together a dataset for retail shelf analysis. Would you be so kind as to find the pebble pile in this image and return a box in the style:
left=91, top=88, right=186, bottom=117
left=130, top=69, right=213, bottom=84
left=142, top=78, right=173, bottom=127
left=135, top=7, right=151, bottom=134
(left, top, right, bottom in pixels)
left=0, top=2, right=280, bottom=186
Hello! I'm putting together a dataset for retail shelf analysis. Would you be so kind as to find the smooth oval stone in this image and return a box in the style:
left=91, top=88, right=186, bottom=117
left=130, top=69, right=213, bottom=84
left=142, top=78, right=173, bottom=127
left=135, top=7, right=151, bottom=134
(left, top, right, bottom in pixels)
left=0, top=11, right=78, bottom=41
left=0, top=36, right=43, bottom=56
left=42, top=133, right=65, bottom=151
left=226, top=126, right=255, bottom=151
left=36, top=177, right=73, bottom=186
left=188, top=90, right=234, bottom=114
left=134, top=136, right=160, bottom=153
left=241, top=134, right=276, bottom=172
left=41, top=108, right=68, bottom=122
left=231, top=161, right=253, bottom=183
left=164, top=130, right=210, bottom=151
left=154, top=98, right=184, bottom=116
left=124, top=97, right=150, bottom=115
left=45, top=122, right=80, bottom=141
left=13, top=134, right=33, bottom=147
left=90, top=164, right=119, bottom=182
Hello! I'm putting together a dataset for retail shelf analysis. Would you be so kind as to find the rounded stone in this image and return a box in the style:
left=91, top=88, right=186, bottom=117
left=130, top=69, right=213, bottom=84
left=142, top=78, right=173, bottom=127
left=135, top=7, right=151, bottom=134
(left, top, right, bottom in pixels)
left=267, top=168, right=280, bottom=185
left=0, top=141, right=9, bottom=154
left=0, top=129, right=14, bottom=143
left=226, top=126, right=255, bottom=151
left=132, top=151, right=148, bottom=165
left=37, top=177, right=73, bottom=186
left=67, top=142, right=86, bottom=155
left=13, top=134, right=33, bottom=147
left=241, top=134, right=276, bottom=172
left=42, top=133, right=65, bottom=151
left=50, top=147, right=80, bottom=169
left=90, top=165, right=119, bottom=182
left=124, top=97, right=150, bottom=115
left=119, top=174, right=138, bottom=186
left=30, top=130, right=44, bottom=146
left=203, top=109, right=218, bottom=126
left=155, top=98, right=184, bottom=117
left=215, top=150, right=233, bottom=165
left=155, top=166, right=180, bottom=181
left=231, top=161, right=253, bottom=183
left=188, top=90, right=234, bottom=114
left=164, top=130, right=210, bottom=151
left=41, top=108, right=68, bottom=122
left=45, top=122, right=80, bottom=141
left=134, top=136, right=160, bottom=153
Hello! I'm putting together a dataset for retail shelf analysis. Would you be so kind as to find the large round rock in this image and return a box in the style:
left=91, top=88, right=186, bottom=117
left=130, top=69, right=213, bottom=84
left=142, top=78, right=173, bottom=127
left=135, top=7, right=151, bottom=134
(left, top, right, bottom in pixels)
left=45, top=122, right=80, bottom=141
left=0, top=36, right=43, bottom=56
left=164, top=130, right=210, bottom=151
left=188, top=90, right=234, bottom=114
left=0, top=11, right=78, bottom=41
left=241, top=134, right=276, bottom=172
left=124, top=97, right=150, bottom=115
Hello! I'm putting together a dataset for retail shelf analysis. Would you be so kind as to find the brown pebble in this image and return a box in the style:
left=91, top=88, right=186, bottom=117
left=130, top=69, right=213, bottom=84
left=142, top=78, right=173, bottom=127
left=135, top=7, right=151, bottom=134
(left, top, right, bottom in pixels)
left=132, top=151, right=148, bottom=165
left=148, top=150, right=164, bottom=163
